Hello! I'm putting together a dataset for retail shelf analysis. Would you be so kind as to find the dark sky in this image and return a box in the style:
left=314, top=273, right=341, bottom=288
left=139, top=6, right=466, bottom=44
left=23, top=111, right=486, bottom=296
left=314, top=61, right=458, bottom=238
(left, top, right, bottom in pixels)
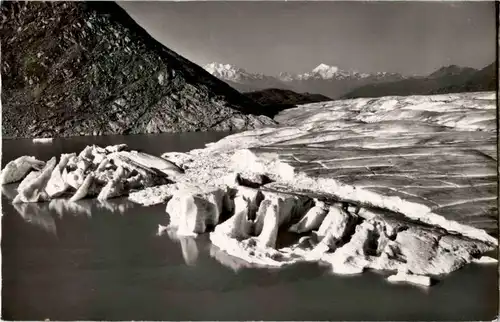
left=120, top=1, right=496, bottom=76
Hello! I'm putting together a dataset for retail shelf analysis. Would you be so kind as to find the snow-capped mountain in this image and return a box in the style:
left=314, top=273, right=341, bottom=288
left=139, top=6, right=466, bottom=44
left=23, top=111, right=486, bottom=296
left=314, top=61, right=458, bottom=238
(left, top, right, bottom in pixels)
left=204, top=62, right=291, bottom=93
left=204, top=62, right=263, bottom=82
left=292, top=63, right=364, bottom=80
left=281, top=63, right=403, bottom=82
left=204, top=62, right=406, bottom=98
left=281, top=64, right=406, bottom=98
left=278, top=72, right=295, bottom=82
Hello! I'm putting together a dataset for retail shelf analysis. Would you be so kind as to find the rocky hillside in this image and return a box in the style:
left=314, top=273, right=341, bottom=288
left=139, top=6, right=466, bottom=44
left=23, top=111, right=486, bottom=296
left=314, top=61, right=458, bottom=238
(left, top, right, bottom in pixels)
left=0, top=1, right=274, bottom=138
left=242, top=88, right=331, bottom=117
left=244, top=88, right=331, bottom=106
left=430, top=63, right=496, bottom=94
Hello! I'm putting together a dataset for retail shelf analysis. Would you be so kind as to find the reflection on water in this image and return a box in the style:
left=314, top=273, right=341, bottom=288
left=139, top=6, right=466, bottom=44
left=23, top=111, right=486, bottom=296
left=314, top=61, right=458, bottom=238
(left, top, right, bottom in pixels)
left=3, top=182, right=139, bottom=237
left=96, top=198, right=136, bottom=214
left=163, top=227, right=200, bottom=266
left=179, top=237, right=199, bottom=266
left=49, top=199, right=93, bottom=217
left=2, top=131, right=235, bottom=164
left=11, top=201, right=58, bottom=236
left=210, top=244, right=253, bottom=272
left=3, top=184, right=499, bottom=321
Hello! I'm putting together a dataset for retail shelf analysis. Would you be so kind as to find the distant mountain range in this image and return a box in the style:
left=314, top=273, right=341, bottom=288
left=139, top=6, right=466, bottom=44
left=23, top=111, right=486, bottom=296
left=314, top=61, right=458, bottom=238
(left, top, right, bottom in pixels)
left=343, top=63, right=496, bottom=99
left=204, top=62, right=289, bottom=92
left=205, top=62, right=496, bottom=99
left=204, top=62, right=406, bottom=98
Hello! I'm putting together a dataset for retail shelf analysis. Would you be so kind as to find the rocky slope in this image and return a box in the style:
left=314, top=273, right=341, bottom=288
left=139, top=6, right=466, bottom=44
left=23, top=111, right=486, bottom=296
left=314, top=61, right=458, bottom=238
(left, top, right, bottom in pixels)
left=431, top=63, right=497, bottom=94
left=243, top=88, right=331, bottom=117
left=343, top=63, right=496, bottom=99
left=0, top=1, right=274, bottom=139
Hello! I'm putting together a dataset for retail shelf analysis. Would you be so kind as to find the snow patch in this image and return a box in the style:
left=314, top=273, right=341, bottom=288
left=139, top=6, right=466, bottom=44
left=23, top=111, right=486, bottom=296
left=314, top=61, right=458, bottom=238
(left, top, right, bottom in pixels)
left=387, top=272, right=432, bottom=287
left=32, top=138, right=53, bottom=143
left=472, top=256, right=498, bottom=264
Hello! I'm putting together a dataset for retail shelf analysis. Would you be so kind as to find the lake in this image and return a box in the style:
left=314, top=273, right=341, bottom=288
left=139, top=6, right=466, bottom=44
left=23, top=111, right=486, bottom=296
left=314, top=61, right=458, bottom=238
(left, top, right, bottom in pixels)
left=1, top=133, right=498, bottom=321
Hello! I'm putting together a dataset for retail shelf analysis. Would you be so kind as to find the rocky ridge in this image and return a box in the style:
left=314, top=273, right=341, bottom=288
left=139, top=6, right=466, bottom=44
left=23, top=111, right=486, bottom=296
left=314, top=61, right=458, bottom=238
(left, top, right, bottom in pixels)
left=343, top=63, right=496, bottom=99
left=242, top=88, right=331, bottom=117
left=1, top=1, right=274, bottom=138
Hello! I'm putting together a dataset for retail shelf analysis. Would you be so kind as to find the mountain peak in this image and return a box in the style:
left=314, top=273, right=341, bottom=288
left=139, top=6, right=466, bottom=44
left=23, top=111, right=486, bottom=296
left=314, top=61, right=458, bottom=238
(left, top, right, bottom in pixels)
left=204, top=62, right=251, bottom=82
left=311, top=63, right=341, bottom=77
left=313, top=63, right=338, bottom=72
left=300, top=63, right=353, bottom=80
left=278, top=71, right=294, bottom=82
left=205, top=62, right=238, bottom=69
left=204, top=62, right=244, bottom=73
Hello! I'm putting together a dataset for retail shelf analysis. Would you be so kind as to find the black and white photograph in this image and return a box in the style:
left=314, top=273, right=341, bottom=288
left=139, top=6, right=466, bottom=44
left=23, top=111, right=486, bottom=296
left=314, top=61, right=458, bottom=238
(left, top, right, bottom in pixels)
left=0, top=0, right=498, bottom=320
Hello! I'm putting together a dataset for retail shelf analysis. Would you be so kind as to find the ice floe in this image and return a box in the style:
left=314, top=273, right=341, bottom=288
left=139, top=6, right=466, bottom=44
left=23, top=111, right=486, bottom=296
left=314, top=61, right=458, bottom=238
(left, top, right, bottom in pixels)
left=472, top=256, right=498, bottom=264
left=2, top=144, right=180, bottom=204
left=387, top=272, right=432, bottom=287
left=32, top=137, right=53, bottom=144
left=0, top=156, right=45, bottom=184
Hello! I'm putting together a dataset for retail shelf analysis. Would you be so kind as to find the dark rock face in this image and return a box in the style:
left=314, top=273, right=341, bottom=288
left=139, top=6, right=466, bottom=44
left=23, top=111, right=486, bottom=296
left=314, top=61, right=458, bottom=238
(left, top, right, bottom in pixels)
left=226, top=78, right=293, bottom=93
left=430, top=63, right=497, bottom=94
left=1, top=1, right=274, bottom=138
left=244, top=88, right=331, bottom=106
left=243, top=88, right=331, bottom=118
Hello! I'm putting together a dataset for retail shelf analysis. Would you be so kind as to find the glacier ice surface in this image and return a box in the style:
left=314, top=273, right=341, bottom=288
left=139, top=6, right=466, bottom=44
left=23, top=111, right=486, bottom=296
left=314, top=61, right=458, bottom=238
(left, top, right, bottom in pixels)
left=155, top=92, right=497, bottom=285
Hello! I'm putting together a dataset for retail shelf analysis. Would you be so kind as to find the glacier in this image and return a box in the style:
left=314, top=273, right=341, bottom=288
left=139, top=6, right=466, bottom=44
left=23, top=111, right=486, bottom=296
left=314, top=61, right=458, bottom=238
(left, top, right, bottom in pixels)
left=2, top=91, right=497, bottom=287
left=138, top=92, right=497, bottom=285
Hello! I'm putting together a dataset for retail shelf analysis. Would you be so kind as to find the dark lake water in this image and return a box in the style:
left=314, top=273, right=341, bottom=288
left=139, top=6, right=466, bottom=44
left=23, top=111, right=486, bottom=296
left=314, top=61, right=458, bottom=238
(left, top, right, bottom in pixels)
left=1, top=133, right=499, bottom=321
